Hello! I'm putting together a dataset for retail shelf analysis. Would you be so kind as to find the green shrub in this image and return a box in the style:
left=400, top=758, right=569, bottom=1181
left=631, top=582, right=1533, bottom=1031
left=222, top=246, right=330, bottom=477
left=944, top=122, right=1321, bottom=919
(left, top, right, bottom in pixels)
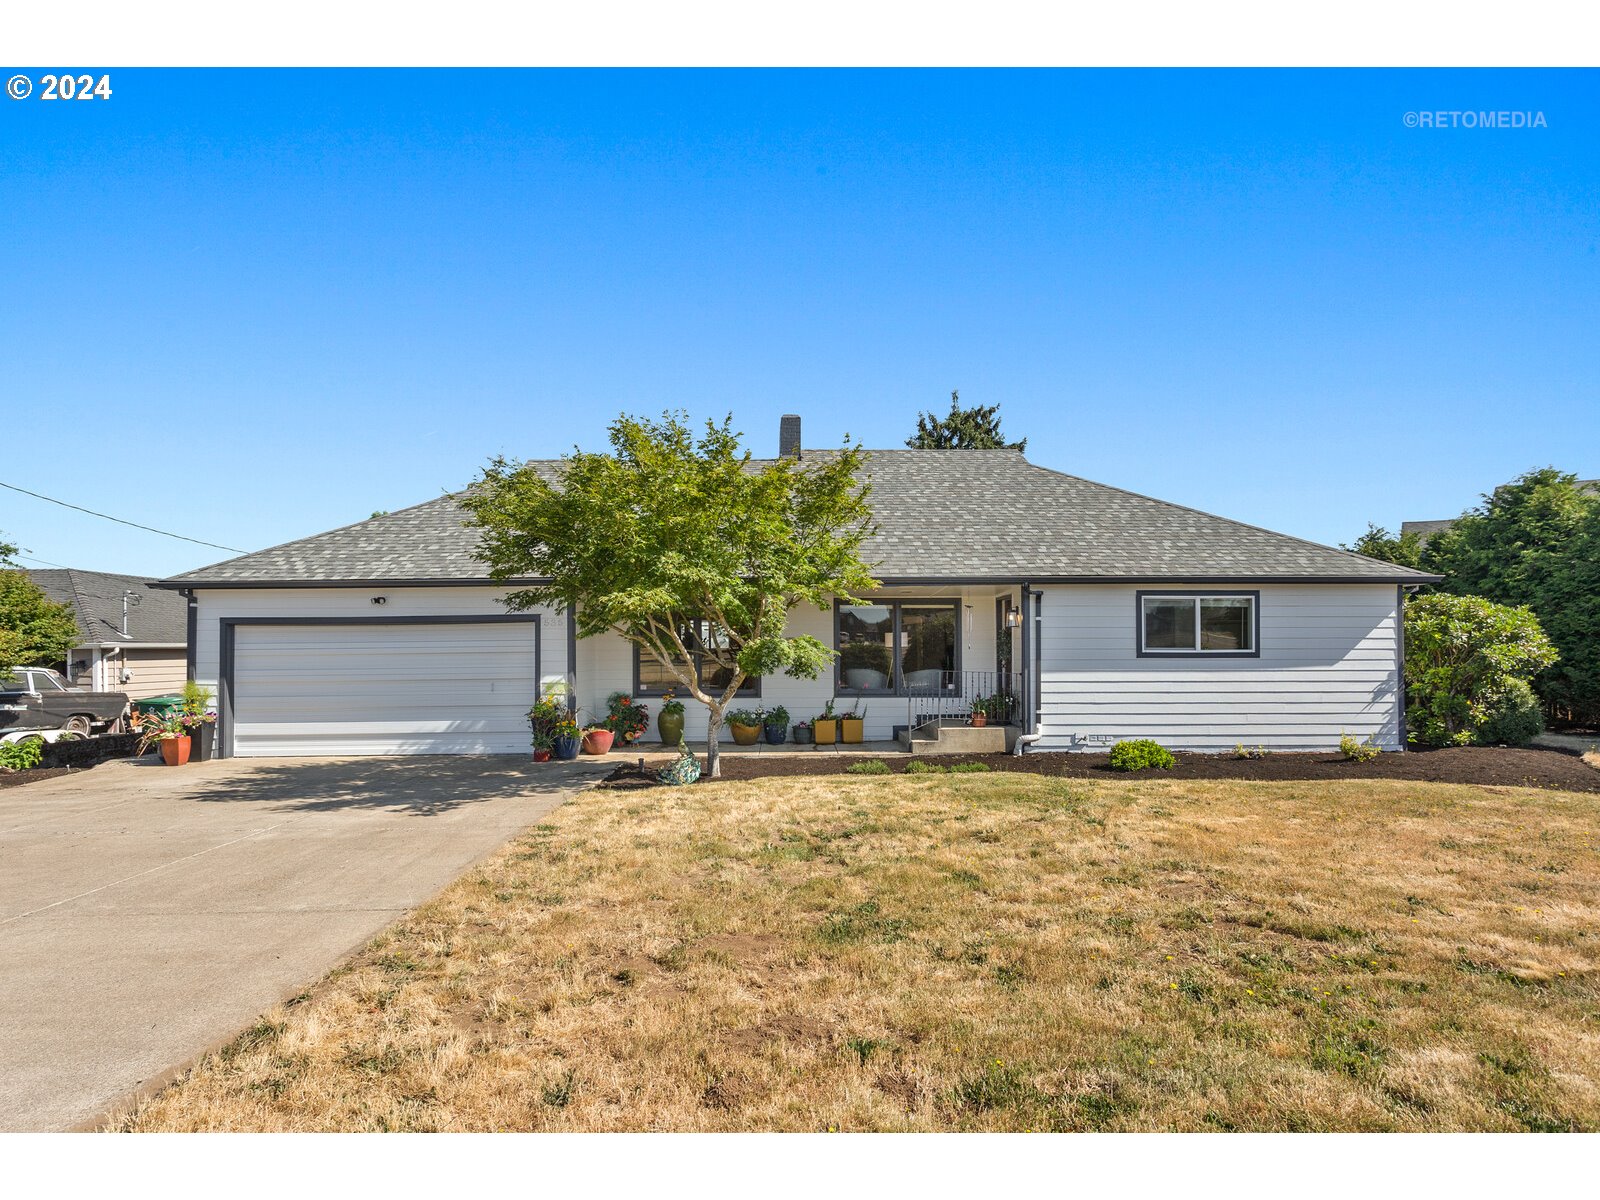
left=1232, top=743, right=1268, bottom=760
left=0, top=738, right=43, bottom=771
left=1339, top=732, right=1380, bottom=762
left=949, top=762, right=992, bottom=773
left=905, top=760, right=949, bottom=774
left=1475, top=678, right=1545, bottom=746
left=845, top=759, right=892, bottom=775
left=1404, top=593, right=1558, bottom=746
left=1107, top=739, right=1175, bottom=771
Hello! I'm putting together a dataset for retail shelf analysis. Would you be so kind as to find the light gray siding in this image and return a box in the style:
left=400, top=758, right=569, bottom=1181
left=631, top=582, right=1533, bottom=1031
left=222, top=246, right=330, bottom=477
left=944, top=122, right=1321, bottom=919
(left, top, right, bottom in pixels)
left=192, top=587, right=567, bottom=757
left=1035, top=583, right=1402, bottom=752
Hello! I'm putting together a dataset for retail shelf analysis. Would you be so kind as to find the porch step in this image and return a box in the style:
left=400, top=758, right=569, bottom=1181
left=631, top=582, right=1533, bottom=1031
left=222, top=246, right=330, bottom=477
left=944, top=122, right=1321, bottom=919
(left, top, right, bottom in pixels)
left=895, top=723, right=1010, bottom=756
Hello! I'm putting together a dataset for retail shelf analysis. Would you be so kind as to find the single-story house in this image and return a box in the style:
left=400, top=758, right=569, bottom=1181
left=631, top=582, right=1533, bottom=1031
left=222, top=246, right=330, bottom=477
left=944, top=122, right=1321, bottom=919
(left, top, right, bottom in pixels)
left=29, top=568, right=189, bottom=699
left=157, top=417, right=1438, bottom=759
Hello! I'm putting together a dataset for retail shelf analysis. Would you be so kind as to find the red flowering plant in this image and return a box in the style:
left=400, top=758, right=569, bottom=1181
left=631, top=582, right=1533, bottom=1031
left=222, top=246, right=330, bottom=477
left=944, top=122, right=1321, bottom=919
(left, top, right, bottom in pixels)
left=603, top=692, right=650, bottom=744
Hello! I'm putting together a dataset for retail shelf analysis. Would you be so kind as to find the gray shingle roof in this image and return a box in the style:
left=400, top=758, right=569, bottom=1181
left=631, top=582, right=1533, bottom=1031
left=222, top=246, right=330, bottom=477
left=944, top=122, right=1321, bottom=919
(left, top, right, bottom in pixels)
left=161, top=450, right=1436, bottom=586
left=28, top=569, right=189, bottom=645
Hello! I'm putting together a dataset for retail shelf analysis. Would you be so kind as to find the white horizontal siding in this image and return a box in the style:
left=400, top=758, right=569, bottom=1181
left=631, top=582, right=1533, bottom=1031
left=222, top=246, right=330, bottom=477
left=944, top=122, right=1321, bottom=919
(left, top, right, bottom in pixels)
left=1035, top=583, right=1402, bottom=753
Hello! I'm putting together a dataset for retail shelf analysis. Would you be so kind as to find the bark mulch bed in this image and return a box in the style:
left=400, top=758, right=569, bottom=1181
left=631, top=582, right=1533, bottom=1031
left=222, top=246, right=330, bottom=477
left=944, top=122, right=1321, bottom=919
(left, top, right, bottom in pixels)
left=0, top=767, right=76, bottom=789
left=599, top=744, right=1600, bottom=794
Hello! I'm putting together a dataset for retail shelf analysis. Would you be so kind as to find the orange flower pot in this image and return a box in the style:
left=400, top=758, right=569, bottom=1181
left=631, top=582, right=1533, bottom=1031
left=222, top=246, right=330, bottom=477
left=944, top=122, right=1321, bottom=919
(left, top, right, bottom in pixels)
left=582, top=729, right=615, bottom=755
left=159, top=736, right=192, bottom=766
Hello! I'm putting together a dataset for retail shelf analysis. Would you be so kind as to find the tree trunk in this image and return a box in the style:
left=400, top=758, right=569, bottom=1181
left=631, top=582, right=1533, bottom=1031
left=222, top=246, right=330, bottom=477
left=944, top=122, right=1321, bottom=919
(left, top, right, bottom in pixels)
left=704, top=706, right=723, bottom=778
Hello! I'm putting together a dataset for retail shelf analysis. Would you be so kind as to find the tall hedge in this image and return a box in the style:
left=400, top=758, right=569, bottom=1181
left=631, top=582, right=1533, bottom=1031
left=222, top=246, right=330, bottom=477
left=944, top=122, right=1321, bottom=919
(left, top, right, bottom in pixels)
left=1423, top=469, right=1600, bottom=726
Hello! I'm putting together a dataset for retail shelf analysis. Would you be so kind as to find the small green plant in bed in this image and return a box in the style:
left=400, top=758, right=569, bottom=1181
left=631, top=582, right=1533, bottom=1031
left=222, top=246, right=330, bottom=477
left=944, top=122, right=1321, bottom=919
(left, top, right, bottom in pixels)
left=1232, top=743, right=1269, bottom=760
left=1339, top=733, right=1380, bottom=763
left=845, top=759, right=892, bottom=775
left=1, top=739, right=44, bottom=772
left=1107, top=739, right=1176, bottom=771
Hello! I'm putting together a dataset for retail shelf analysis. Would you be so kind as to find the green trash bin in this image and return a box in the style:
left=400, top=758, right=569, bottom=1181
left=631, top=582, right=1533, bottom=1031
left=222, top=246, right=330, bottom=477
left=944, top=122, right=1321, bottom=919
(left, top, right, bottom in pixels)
left=131, top=694, right=186, bottom=720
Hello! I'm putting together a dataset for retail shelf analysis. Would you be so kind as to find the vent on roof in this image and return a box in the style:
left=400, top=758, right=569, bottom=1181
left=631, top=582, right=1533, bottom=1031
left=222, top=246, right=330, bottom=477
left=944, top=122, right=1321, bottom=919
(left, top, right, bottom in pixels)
left=779, top=414, right=801, bottom=458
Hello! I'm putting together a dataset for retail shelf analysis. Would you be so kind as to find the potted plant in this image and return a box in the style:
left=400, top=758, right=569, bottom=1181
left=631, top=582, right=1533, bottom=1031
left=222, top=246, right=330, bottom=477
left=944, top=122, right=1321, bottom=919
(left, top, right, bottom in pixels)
left=792, top=719, right=813, bottom=745
left=763, top=705, right=790, bottom=744
left=727, top=707, right=764, bottom=746
left=528, top=691, right=567, bottom=762
left=180, top=681, right=218, bottom=762
left=970, top=695, right=990, bottom=727
left=813, top=700, right=838, bottom=745
left=136, top=711, right=191, bottom=766
left=657, top=690, right=686, bottom=746
left=839, top=703, right=866, bottom=744
left=604, top=692, right=649, bottom=747
left=553, top=716, right=583, bottom=760
left=582, top=724, right=615, bottom=755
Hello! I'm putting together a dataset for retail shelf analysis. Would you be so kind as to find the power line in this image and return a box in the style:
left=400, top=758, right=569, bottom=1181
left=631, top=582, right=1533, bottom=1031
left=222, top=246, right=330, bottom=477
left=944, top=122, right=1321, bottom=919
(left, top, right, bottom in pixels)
left=0, top=480, right=246, bottom=553
left=13, top=552, right=72, bottom=569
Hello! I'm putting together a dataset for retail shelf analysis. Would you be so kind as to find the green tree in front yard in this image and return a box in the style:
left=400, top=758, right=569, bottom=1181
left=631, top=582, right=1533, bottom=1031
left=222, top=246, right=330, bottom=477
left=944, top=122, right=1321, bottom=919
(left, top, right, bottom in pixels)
left=1403, top=593, right=1558, bottom=746
left=463, top=412, right=879, bottom=777
left=0, top=568, right=80, bottom=679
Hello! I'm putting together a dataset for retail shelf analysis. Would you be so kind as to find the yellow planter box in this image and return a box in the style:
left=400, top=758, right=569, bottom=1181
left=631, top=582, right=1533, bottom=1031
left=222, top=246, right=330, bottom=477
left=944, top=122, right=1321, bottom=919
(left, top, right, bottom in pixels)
left=840, top=717, right=864, bottom=744
left=814, top=719, right=837, bottom=745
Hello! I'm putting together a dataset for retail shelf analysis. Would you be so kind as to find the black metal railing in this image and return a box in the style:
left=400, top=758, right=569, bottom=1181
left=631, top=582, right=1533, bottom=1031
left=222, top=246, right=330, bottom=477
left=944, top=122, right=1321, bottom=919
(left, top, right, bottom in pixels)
left=905, top=670, right=1023, bottom=730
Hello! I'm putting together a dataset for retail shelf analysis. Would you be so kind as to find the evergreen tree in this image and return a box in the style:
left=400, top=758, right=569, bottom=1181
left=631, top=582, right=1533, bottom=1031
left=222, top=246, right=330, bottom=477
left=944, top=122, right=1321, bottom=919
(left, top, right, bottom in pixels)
left=905, top=391, right=1026, bottom=451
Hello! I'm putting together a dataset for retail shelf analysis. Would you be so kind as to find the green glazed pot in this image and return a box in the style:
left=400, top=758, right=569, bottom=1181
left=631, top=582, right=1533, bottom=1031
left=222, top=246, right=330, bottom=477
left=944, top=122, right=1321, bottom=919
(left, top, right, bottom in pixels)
left=658, top=710, right=685, bottom=746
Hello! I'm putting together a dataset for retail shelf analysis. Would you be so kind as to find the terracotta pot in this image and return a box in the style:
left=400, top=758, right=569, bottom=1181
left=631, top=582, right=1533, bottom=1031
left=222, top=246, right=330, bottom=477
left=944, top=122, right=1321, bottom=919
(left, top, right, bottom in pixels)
left=730, top=722, right=762, bottom=746
left=840, top=718, right=865, bottom=744
left=582, top=728, right=615, bottom=755
left=813, top=719, right=837, bottom=745
left=971, top=713, right=988, bottom=728
left=657, top=710, right=685, bottom=746
left=533, top=748, right=553, bottom=762
left=159, top=735, right=191, bottom=766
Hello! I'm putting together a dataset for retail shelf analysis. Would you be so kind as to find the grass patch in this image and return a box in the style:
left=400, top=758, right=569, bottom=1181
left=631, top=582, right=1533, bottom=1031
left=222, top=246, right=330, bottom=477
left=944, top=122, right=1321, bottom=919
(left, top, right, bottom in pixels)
left=844, top=760, right=892, bottom=776
left=125, top=774, right=1600, bottom=1132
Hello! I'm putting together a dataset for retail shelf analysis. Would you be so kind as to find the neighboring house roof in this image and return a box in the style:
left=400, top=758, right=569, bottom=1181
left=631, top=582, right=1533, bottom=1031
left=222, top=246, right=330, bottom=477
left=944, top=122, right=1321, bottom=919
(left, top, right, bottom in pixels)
left=1399, top=519, right=1458, bottom=540
left=1403, top=479, right=1597, bottom=542
left=160, top=449, right=1435, bottom=587
left=27, top=569, right=189, bottom=646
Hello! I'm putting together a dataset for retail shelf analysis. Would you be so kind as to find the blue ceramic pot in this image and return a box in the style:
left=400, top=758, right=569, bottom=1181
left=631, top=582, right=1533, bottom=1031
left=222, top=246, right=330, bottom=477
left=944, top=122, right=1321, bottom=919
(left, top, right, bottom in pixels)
left=553, top=735, right=581, bottom=760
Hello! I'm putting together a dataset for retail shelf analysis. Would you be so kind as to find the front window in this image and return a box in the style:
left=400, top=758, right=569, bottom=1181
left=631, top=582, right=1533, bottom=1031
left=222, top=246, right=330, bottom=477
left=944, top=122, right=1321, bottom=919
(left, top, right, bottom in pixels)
left=1138, top=593, right=1257, bottom=655
left=634, top=620, right=760, bottom=696
left=837, top=600, right=958, bottom=693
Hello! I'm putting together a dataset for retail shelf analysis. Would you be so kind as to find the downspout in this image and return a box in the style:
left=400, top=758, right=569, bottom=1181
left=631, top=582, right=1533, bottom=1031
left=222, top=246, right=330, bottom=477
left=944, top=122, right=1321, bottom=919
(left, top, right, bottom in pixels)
left=1013, top=583, right=1044, bottom=755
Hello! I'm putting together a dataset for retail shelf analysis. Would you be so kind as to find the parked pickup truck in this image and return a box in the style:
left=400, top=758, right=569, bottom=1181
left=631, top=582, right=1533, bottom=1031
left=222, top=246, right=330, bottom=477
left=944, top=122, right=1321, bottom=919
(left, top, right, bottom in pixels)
left=1, top=666, right=129, bottom=743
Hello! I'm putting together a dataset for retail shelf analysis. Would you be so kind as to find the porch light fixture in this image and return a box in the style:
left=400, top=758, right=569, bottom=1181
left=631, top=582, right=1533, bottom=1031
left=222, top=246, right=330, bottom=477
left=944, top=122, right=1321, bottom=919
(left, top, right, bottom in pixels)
left=1004, top=609, right=1022, bottom=629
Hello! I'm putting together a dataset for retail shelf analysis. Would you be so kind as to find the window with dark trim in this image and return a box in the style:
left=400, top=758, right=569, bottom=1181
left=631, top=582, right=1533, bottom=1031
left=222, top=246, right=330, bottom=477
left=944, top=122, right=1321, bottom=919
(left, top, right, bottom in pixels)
left=1136, top=591, right=1259, bottom=656
left=632, top=620, right=761, bottom=696
left=835, top=600, right=960, bottom=694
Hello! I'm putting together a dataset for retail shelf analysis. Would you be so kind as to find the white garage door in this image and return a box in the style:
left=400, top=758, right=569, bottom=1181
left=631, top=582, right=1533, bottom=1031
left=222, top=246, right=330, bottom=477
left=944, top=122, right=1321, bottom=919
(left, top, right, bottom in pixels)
left=230, top=621, right=539, bottom=756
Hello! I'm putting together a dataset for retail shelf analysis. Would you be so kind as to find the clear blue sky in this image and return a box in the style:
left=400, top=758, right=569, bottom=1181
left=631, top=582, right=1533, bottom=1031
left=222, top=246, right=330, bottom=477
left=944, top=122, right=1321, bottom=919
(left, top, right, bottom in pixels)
left=3, top=68, right=1595, bottom=578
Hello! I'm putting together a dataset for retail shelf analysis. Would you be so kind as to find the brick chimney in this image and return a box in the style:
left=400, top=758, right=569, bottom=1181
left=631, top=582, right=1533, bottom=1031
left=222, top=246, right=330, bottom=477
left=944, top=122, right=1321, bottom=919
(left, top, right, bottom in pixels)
left=779, top=414, right=801, bottom=458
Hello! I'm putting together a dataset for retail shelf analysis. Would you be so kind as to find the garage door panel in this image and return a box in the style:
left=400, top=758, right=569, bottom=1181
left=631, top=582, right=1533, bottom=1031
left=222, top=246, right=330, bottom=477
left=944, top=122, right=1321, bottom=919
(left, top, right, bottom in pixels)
left=230, top=621, right=540, bottom=757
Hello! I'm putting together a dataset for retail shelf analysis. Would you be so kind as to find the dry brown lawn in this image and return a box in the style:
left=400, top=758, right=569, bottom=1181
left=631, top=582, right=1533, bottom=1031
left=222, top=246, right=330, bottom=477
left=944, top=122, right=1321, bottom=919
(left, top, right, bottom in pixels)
left=122, top=774, right=1600, bottom=1132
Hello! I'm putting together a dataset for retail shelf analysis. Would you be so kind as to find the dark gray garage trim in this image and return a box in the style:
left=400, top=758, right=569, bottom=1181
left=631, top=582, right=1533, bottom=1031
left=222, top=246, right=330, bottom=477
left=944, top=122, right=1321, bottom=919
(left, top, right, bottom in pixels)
left=217, top=614, right=540, bottom=759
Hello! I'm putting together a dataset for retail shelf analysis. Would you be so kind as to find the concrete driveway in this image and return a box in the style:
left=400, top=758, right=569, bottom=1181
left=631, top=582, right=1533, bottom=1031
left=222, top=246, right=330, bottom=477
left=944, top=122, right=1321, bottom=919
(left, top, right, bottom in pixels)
left=0, top=755, right=607, bottom=1131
